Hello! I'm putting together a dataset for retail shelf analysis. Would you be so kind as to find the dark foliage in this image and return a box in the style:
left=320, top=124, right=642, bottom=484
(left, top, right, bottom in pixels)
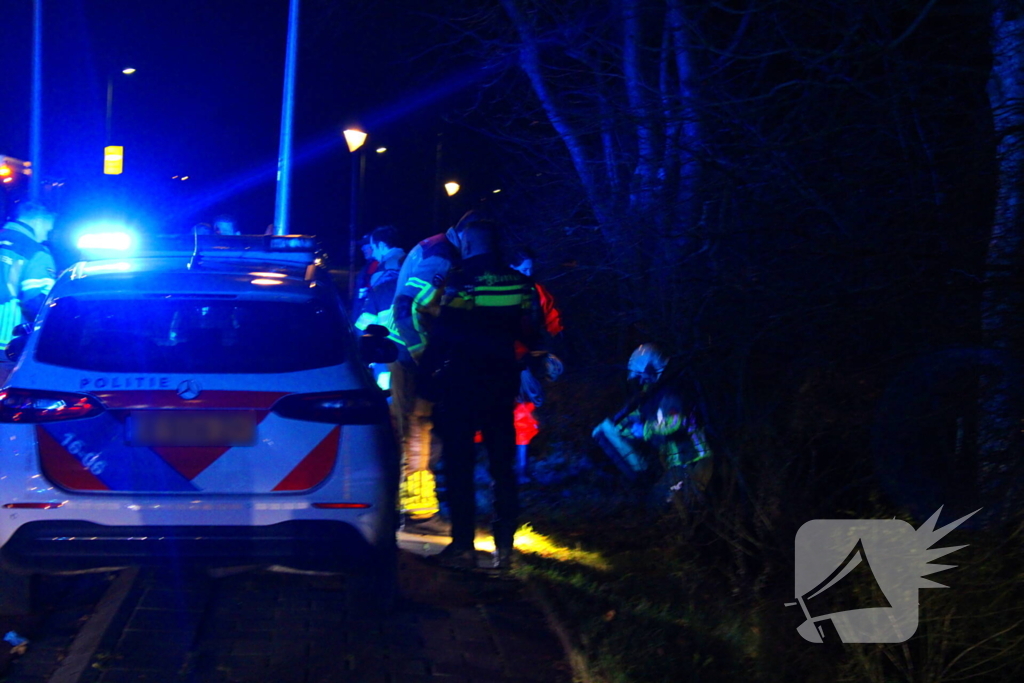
left=399, top=0, right=1024, bottom=679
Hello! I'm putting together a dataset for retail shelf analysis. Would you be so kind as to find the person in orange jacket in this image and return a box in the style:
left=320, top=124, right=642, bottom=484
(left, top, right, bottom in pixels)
left=508, top=246, right=564, bottom=482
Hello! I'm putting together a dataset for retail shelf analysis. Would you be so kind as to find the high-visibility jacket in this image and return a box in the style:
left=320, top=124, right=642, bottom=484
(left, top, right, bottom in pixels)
left=1, top=221, right=56, bottom=346
left=612, top=369, right=712, bottom=472
left=391, top=230, right=459, bottom=359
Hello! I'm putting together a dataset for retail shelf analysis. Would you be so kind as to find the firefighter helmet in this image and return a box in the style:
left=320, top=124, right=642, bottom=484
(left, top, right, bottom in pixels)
left=628, top=343, right=668, bottom=384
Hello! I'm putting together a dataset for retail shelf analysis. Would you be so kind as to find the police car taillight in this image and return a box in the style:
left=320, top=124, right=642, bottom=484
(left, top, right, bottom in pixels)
left=3, top=502, right=65, bottom=509
left=271, top=390, right=387, bottom=424
left=0, top=389, right=105, bottom=423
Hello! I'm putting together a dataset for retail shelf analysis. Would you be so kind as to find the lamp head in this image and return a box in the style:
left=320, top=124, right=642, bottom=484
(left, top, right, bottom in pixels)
left=343, top=129, right=367, bottom=153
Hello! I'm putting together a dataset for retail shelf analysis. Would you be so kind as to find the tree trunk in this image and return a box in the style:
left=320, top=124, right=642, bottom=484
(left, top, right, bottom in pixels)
left=499, top=0, right=614, bottom=228
left=979, top=2, right=1024, bottom=515
left=622, top=0, right=660, bottom=214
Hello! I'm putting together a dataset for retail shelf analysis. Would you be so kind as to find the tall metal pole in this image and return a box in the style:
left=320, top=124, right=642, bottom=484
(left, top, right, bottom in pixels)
left=432, top=131, right=443, bottom=232
left=105, top=76, right=114, bottom=145
left=29, top=0, right=42, bottom=203
left=347, top=150, right=362, bottom=300
left=273, top=0, right=301, bottom=235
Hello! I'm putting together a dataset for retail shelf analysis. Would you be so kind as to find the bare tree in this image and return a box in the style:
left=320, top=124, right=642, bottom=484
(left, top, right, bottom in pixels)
left=979, top=1, right=1024, bottom=517
left=495, top=0, right=703, bottom=248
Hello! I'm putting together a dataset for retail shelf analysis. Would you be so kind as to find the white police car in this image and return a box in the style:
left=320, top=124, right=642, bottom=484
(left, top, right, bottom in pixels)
left=0, top=234, right=398, bottom=613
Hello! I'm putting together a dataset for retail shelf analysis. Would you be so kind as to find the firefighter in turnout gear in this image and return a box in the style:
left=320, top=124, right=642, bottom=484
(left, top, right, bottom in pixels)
left=389, top=212, right=478, bottom=525
left=592, top=343, right=713, bottom=513
left=1, top=201, right=56, bottom=348
left=423, top=219, right=540, bottom=570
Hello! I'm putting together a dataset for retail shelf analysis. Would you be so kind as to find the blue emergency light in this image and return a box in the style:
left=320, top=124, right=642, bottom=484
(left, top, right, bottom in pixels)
left=73, top=221, right=140, bottom=263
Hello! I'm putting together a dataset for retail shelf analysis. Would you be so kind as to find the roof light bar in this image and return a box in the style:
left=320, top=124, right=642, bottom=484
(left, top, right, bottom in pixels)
left=77, top=231, right=133, bottom=251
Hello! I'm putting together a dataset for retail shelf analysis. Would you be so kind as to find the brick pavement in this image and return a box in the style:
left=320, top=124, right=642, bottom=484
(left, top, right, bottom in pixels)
left=182, top=552, right=572, bottom=683
left=6, top=551, right=573, bottom=683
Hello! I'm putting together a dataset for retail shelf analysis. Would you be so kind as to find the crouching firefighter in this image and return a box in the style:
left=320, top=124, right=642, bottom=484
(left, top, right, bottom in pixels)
left=592, top=343, right=713, bottom=511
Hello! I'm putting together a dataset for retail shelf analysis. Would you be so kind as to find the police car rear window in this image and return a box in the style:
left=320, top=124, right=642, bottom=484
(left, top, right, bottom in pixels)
left=35, top=297, right=348, bottom=373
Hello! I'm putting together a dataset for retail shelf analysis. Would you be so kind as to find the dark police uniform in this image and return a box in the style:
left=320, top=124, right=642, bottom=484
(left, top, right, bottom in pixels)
left=422, top=253, right=539, bottom=554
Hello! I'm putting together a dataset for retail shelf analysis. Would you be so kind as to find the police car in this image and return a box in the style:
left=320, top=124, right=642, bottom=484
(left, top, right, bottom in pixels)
left=0, top=233, right=399, bottom=613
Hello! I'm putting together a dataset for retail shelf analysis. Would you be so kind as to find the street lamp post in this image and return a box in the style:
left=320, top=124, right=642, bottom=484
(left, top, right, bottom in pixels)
left=344, top=128, right=367, bottom=301
left=29, top=0, right=42, bottom=202
left=441, top=180, right=461, bottom=228
left=105, top=67, right=136, bottom=145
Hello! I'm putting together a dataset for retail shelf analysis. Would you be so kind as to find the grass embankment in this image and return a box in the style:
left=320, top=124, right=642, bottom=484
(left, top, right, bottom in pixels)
left=514, top=492, right=755, bottom=683
left=515, top=487, right=1024, bottom=683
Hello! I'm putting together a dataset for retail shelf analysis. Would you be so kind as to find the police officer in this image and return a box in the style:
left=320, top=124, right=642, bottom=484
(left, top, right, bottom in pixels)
left=1, top=201, right=56, bottom=348
left=422, top=219, right=539, bottom=570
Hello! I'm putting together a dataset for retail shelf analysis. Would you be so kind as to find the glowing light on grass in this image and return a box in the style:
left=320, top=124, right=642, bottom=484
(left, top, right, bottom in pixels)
left=473, top=524, right=610, bottom=570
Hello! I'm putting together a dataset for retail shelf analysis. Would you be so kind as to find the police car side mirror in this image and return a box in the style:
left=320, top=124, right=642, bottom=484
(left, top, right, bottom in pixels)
left=5, top=325, right=31, bottom=362
left=360, top=324, right=398, bottom=364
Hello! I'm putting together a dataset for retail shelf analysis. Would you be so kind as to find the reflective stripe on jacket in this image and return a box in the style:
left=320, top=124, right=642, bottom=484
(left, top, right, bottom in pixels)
left=420, top=253, right=540, bottom=390
left=391, top=232, right=458, bottom=356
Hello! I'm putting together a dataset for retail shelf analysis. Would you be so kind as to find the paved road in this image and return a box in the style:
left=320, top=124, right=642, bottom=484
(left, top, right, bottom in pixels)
left=3, top=543, right=572, bottom=683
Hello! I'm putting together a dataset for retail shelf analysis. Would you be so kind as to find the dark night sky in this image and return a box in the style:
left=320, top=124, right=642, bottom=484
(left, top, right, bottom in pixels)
left=1, top=0, right=504, bottom=264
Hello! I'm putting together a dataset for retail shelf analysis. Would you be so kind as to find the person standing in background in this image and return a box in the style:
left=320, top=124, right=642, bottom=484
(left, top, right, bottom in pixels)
left=509, top=246, right=564, bottom=482
left=1, top=201, right=56, bottom=347
left=212, top=214, right=239, bottom=235
left=354, top=225, right=406, bottom=332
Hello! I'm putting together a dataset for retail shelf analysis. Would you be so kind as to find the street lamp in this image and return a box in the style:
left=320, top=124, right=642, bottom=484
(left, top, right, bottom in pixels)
left=444, top=181, right=461, bottom=197
left=343, top=129, right=367, bottom=153
left=344, top=128, right=367, bottom=301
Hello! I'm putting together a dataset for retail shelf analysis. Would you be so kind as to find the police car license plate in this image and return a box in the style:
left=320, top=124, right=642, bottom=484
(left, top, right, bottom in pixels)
left=129, top=411, right=257, bottom=447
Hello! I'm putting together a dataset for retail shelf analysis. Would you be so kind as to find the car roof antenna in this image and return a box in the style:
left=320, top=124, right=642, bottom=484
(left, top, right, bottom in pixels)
left=187, top=228, right=202, bottom=270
